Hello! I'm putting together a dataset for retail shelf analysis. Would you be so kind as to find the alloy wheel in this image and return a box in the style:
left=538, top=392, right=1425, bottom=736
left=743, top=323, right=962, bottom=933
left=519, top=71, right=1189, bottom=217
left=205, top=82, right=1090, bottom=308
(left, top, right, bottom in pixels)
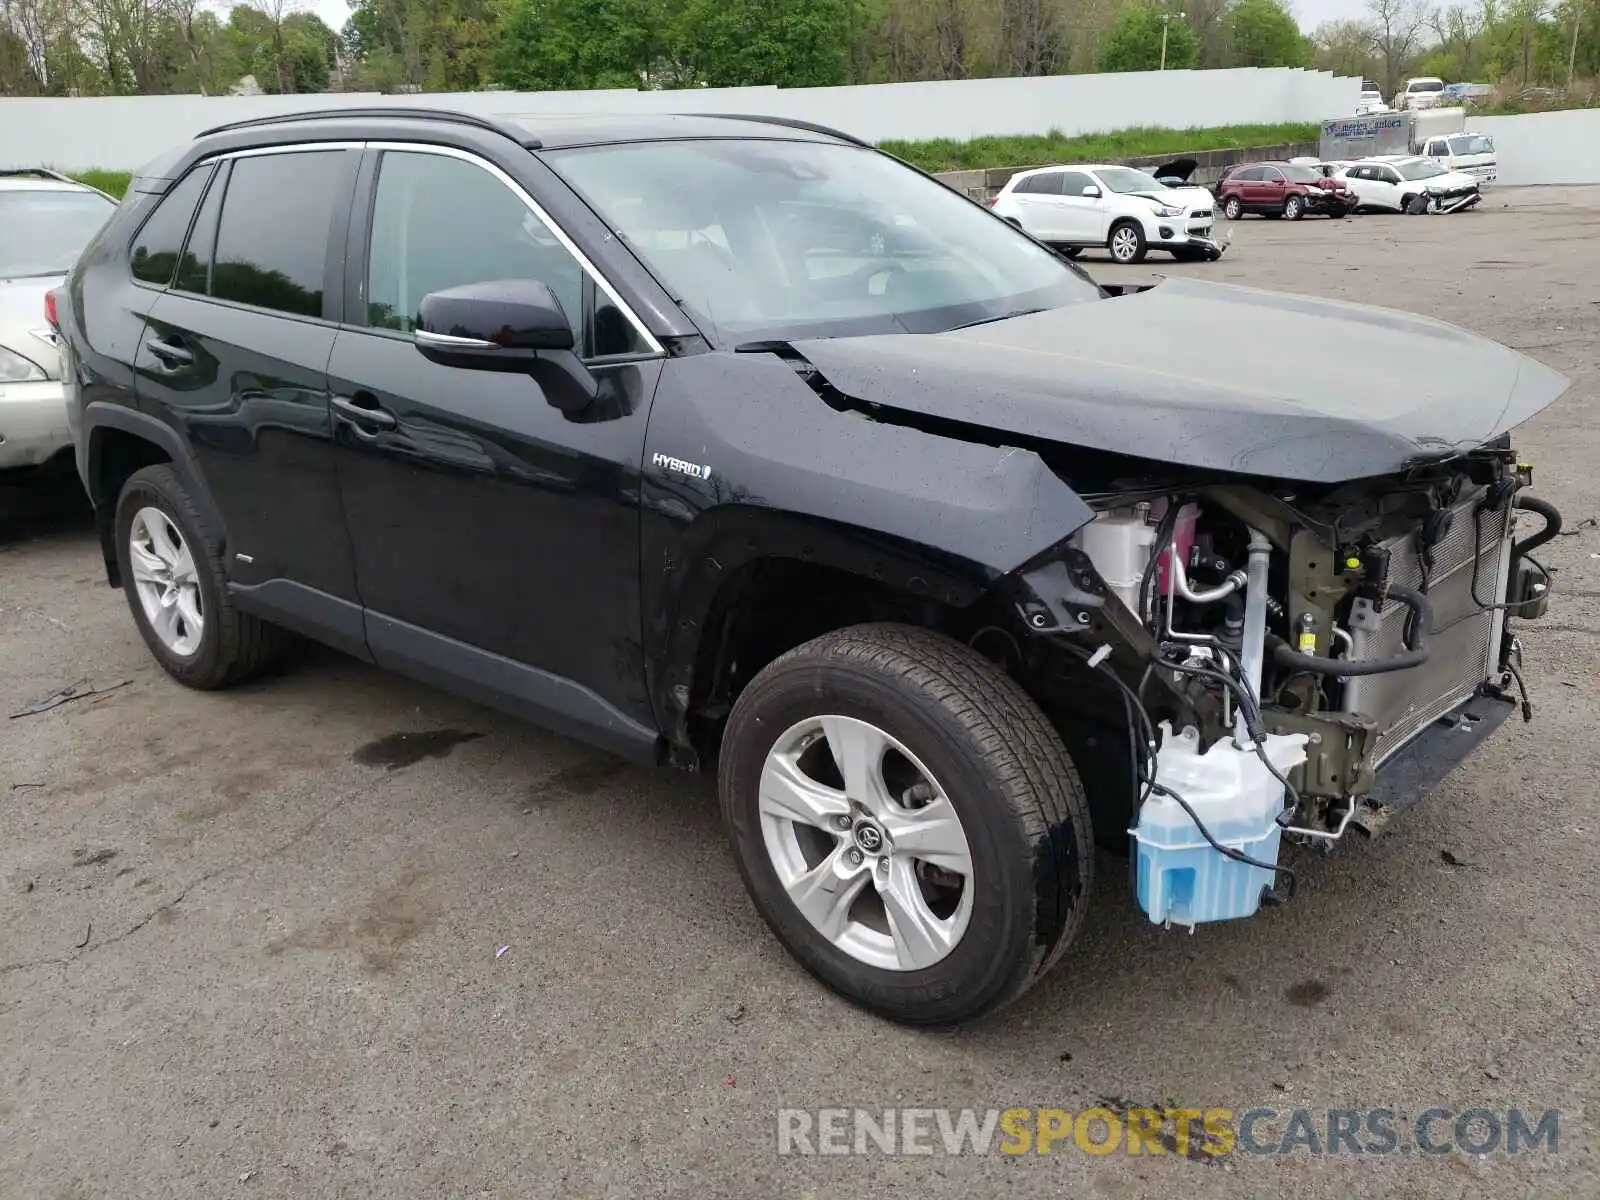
left=128, top=506, right=204, bottom=657
left=758, top=715, right=975, bottom=972
left=1110, top=227, right=1140, bottom=263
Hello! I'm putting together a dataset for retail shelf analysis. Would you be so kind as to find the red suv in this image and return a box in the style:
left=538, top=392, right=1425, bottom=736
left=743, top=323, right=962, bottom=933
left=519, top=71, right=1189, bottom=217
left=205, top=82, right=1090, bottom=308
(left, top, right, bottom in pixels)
left=1217, top=161, right=1355, bottom=220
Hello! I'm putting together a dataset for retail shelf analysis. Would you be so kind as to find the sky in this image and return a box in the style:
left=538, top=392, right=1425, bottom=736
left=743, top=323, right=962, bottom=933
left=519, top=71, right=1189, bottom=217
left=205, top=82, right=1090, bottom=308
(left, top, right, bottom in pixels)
left=298, top=0, right=1373, bottom=57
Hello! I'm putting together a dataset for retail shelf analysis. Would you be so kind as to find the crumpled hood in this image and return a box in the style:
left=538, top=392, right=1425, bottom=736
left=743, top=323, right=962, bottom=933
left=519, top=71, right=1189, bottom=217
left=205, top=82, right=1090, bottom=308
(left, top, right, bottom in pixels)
left=1128, top=185, right=1214, bottom=211
left=0, top=274, right=62, bottom=379
left=788, top=277, right=1569, bottom=483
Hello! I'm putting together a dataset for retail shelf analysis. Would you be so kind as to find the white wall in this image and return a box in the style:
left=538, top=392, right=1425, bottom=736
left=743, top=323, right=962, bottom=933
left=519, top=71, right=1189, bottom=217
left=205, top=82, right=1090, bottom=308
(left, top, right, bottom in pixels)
left=1474, top=109, right=1600, bottom=186
left=0, top=68, right=1359, bottom=171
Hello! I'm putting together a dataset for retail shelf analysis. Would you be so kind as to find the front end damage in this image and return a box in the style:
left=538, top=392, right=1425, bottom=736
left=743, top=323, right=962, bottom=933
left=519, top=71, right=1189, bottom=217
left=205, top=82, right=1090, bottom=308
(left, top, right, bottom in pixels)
left=1007, top=448, right=1558, bottom=926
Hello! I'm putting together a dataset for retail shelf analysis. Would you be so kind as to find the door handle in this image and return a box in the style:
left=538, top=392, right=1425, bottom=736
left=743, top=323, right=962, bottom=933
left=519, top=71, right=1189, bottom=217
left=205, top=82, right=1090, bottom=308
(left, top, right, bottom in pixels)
left=332, top=393, right=398, bottom=431
left=145, top=335, right=193, bottom=367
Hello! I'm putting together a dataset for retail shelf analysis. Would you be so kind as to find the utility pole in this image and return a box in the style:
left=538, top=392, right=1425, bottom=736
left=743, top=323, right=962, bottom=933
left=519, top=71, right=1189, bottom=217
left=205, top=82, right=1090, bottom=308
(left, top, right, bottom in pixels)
left=1160, top=10, right=1188, bottom=70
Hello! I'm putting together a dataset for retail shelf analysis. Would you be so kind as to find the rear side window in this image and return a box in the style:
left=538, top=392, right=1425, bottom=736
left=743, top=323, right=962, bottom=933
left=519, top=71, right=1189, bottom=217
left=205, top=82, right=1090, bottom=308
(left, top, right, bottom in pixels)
left=1011, top=174, right=1049, bottom=195
left=211, top=151, right=348, bottom=318
left=130, top=165, right=212, bottom=286
left=1232, top=167, right=1261, bottom=182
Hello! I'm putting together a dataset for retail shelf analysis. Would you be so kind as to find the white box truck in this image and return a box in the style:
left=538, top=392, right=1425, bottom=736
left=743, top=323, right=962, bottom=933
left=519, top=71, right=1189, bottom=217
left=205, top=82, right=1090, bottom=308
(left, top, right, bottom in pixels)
left=1320, top=108, right=1497, bottom=185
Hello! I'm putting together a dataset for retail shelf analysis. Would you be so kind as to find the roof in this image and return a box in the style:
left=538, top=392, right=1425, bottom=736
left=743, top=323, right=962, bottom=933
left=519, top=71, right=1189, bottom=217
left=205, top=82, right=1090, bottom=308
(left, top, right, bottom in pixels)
left=495, top=112, right=863, bottom=149
left=192, top=106, right=865, bottom=152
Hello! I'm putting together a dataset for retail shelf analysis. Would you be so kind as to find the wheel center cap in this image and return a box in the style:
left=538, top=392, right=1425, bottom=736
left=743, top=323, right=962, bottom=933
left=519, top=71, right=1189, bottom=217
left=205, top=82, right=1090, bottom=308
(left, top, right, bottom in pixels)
left=853, top=820, right=885, bottom=854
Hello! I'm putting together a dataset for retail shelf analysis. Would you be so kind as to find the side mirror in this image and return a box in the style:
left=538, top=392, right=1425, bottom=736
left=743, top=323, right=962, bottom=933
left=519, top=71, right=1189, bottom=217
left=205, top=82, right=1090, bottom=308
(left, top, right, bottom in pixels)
left=415, top=279, right=575, bottom=365
left=1081, top=184, right=1102, bottom=198
left=414, top=279, right=598, bottom=413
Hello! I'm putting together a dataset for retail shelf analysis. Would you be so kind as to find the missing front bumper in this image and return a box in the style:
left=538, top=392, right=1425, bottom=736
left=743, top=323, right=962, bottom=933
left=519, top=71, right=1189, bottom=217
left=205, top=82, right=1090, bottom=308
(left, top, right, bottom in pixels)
left=1349, top=689, right=1518, bottom=836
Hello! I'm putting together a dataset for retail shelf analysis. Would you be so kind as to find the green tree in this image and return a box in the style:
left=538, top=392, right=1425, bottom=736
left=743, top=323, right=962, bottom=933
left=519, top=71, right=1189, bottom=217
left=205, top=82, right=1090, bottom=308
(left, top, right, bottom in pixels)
left=1227, top=0, right=1310, bottom=65
left=491, top=0, right=660, bottom=89
left=676, top=0, right=852, bottom=86
left=1095, top=4, right=1198, bottom=70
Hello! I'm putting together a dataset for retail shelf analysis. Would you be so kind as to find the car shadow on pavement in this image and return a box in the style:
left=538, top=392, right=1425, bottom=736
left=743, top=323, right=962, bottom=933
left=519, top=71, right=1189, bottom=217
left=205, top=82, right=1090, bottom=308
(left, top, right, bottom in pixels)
left=0, top=464, right=93, bottom=546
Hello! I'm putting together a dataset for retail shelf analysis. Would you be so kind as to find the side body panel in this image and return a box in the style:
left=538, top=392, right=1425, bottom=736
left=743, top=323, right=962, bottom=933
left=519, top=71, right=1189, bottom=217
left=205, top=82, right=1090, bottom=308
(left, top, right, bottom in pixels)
left=638, top=352, right=1096, bottom=746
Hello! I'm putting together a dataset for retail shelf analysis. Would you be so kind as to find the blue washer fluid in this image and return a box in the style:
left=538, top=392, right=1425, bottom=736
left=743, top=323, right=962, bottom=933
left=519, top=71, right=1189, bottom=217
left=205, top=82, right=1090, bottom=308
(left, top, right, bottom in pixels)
left=1132, top=722, right=1309, bottom=928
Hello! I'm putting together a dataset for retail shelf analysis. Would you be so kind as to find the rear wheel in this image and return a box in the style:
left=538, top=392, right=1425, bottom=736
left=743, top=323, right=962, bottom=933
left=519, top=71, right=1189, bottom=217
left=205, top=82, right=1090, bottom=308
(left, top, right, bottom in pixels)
left=1107, top=220, right=1147, bottom=264
left=1222, top=195, right=1243, bottom=221
left=718, top=624, right=1094, bottom=1026
left=115, top=465, right=287, bottom=689
left=1284, top=194, right=1304, bottom=220
left=1059, top=246, right=1083, bottom=259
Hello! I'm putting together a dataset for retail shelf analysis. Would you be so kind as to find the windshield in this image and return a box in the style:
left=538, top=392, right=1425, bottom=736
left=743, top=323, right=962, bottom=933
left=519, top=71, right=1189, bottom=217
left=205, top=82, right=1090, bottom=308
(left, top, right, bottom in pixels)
left=1448, top=134, right=1494, bottom=155
left=0, top=188, right=116, bottom=277
left=1397, top=159, right=1447, bottom=180
left=547, top=139, right=1098, bottom=344
left=1410, top=79, right=1445, bottom=92
left=1280, top=164, right=1321, bottom=182
left=1094, top=167, right=1166, bottom=194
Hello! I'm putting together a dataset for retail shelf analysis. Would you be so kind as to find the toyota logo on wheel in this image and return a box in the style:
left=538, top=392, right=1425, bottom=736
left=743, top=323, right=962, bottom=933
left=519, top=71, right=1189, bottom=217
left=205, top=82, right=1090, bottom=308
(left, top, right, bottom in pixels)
left=855, top=823, right=884, bottom=853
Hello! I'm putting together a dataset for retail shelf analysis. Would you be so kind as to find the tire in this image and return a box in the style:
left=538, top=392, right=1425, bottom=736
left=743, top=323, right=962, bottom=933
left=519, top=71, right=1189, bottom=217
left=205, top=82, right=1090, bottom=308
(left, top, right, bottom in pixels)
left=1107, top=220, right=1147, bottom=264
left=1060, top=246, right=1083, bottom=259
left=114, top=464, right=287, bottom=689
left=1222, top=195, right=1243, bottom=221
left=718, top=623, right=1094, bottom=1026
left=1328, top=205, right=1347, bottom=219
left=1400, top=193, right=1420, bottom=214
left=1284, top=194, right=1304, bottom=221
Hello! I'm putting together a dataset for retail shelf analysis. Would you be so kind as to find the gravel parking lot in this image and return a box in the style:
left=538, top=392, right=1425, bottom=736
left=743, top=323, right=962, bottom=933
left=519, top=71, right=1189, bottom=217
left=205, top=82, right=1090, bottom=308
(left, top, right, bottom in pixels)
left=3, top=188, right=1597, bottom=1199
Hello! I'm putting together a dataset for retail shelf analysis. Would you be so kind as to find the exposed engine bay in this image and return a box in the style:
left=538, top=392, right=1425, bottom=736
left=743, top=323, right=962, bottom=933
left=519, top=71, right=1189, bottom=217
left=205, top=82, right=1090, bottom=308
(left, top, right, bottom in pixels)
left=1006, top=440, right=1559, bottom=928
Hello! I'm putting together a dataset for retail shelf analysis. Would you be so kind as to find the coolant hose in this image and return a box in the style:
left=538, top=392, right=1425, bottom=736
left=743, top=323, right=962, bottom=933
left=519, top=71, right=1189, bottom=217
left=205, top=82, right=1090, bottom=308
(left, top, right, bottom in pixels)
left=1513, top=494, right=1561, bottom=557
left=1270, top=584, right=1434, bottom=676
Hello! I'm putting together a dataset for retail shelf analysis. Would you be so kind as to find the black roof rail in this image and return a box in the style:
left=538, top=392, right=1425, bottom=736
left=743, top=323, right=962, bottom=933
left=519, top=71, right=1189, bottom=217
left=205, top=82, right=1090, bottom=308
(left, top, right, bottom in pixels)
left=687, top=113, right=871, bottom=148
left=196, top=106, right=529, bottom=143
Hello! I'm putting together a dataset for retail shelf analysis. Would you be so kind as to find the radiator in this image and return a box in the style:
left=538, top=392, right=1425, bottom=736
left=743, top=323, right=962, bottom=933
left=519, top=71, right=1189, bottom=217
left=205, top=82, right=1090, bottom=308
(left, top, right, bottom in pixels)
left=1353, top=488, right=1512, bottom=765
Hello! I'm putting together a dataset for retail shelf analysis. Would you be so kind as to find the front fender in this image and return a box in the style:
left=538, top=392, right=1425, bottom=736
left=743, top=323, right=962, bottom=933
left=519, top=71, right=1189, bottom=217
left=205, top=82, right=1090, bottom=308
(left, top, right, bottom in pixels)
left=640, top=351, right=1095, bottom=744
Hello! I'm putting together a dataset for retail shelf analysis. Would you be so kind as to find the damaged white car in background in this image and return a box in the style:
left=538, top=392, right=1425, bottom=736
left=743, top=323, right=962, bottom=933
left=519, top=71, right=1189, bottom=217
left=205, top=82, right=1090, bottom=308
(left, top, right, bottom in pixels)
left=1336, top=156, right=1483, bottom=214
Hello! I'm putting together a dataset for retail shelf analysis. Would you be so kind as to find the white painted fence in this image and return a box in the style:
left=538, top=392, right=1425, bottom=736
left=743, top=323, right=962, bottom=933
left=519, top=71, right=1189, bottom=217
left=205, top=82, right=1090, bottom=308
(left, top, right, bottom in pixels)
left=1, top=67, right=1359, bottom=171
left=1474, top=109, right=1600, bottom=186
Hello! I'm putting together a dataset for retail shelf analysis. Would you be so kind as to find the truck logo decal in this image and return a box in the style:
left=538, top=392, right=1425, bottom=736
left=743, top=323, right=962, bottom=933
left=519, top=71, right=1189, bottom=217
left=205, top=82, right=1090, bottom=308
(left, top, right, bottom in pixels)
left=652, top=452, right=712, bottom=481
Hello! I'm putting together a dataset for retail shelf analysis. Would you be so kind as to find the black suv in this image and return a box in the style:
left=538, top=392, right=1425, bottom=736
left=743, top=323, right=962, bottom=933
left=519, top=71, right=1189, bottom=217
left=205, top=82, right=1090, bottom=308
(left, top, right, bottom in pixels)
left=57, top=108, right=1563, bottom=1026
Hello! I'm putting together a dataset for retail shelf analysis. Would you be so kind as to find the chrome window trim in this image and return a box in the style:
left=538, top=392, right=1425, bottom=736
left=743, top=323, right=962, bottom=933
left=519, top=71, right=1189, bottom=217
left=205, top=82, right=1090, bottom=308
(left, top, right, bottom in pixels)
left=362, top=140, right=665, bottom=357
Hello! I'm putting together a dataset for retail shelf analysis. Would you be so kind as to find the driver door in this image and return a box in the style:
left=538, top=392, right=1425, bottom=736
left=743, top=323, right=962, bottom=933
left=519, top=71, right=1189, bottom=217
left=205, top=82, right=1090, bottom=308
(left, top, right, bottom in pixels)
left=1057, top=171, right=1104, bottom=243
left=1372, top=165, right=1405, bottom=209
left=1258, top=166, right=1288, bottom=209
left=327, top=144, right=666, bottom=754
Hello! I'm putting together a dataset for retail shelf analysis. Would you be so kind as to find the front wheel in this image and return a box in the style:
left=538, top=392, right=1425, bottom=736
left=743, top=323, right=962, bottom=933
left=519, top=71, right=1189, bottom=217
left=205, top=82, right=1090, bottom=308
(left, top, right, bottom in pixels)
left=1222, top=195, right=1243, bottom=221
left=718, top=624, right=1094, bottom=1026
left=1107, top=220, right=1147, bottom=264
left=1284, top=194, right=1304, bottom=220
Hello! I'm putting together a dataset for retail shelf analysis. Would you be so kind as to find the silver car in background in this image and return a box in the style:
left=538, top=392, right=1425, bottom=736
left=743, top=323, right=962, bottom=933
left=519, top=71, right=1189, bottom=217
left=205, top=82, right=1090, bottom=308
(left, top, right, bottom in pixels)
left=1, top=170, right=118, bottom=475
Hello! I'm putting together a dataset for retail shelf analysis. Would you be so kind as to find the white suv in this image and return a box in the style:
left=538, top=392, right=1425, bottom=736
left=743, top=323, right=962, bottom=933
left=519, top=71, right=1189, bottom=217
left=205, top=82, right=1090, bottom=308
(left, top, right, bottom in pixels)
left=990, top=164, right=1223, bottom=264
left=1, top=169, right=118, bottom=475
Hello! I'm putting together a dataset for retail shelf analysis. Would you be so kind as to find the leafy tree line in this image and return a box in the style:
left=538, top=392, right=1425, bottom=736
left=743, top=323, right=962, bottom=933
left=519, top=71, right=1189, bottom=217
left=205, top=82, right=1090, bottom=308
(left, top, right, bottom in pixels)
left=6, top=0, right=1594, bottom=101
left=1312, top=0, right=1600, bottom=98
left=1, top=0, right=1314, bottom=97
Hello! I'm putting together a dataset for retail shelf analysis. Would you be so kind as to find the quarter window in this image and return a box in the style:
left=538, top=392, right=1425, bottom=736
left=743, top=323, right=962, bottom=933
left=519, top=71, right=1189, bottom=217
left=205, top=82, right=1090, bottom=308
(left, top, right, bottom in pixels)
left=211, top=150, right=349, bottom=318
left=174, top=163, right=226, bottom=296
left=130, top=165, right=212, bottom=286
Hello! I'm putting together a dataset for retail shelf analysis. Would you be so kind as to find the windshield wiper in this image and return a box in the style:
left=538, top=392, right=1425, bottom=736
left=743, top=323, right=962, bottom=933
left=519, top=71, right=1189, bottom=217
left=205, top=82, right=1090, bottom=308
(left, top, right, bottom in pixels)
left=948, top=307, right=1047, bottom=332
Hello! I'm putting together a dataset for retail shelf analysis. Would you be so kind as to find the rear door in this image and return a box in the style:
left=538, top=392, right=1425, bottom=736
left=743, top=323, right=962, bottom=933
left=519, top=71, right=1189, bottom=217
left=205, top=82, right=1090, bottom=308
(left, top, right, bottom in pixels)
left=134, top=145, right=365, bottom=647
left=326, top=144, right=665, bottom=754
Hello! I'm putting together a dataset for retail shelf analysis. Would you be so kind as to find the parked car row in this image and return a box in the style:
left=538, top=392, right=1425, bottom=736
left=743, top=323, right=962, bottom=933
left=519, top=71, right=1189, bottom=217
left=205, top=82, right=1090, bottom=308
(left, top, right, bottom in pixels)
left=1218, top=154, right=1482, bottom=220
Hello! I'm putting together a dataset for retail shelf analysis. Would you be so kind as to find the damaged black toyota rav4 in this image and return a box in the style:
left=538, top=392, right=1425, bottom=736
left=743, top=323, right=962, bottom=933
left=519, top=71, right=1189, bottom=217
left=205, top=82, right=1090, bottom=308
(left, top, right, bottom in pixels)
left=56, top=109, right=1565, bottom=1025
